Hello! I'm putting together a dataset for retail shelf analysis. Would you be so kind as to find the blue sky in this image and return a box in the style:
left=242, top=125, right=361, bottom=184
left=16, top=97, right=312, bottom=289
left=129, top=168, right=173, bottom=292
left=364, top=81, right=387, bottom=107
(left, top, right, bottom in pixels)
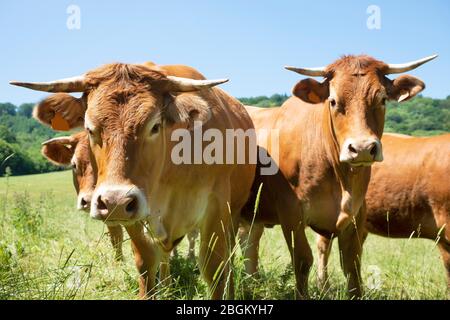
left=1, top=0, right=449, bottom=105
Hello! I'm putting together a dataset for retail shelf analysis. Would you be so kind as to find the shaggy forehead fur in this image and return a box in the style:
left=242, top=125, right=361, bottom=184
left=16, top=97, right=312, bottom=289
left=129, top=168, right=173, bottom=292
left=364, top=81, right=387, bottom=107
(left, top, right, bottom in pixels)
left=326, top=55, right=389, bottom=103
left=85, top=63, right=168, bottom=137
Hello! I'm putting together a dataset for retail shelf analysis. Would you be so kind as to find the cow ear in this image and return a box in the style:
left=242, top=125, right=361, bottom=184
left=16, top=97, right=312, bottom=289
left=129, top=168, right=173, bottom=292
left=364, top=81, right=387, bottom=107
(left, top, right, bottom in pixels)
left=33, top=93, right=86, bottom=131
left=164, top=94, right=211, bottom=130
left=292, top=78, right=329, bottom=104
left=41, top=136, right=77, bottom=166
left=388, top=75, right=425, bottom=103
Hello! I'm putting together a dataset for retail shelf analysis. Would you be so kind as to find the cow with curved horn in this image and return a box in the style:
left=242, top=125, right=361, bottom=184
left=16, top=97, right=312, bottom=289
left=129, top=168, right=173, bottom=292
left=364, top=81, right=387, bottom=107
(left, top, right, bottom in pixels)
left=36, top=63, right=218, bottom=266
left=240, top=54, right=437, bottom=298
left=11, top=62, right=256, bottom=299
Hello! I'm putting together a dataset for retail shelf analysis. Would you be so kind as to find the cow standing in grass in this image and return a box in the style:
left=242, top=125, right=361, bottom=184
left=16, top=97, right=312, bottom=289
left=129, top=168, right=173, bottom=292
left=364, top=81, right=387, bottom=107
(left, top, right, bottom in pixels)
left=12, top=63, right=256, bottom=299
left=38, top=64, right=211, bottom=265
left=316, top=133, right=450, bottom=293
left=241, top=55, right=436, bottom=298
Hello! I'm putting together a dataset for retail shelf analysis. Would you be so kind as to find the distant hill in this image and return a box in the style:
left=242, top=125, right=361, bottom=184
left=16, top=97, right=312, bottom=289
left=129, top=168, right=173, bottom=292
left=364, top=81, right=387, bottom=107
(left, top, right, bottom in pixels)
left=0, top=95, right=449, bottom=175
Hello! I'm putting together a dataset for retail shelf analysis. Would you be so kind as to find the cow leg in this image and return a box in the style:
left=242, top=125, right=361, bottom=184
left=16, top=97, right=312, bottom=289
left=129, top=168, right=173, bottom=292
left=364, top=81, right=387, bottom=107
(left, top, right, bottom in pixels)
left=238, top=220, right=264, bottom=275
left=281, top=223, right=313, bottom=299
left=187, top=230, right=199, bottom=260
left=199, top=200, right=237, bottom=299
left=125, top=222, right=160, bottom=299
left=316, top=234, right=333, bottom=289
left=337, top=208, right=366, bottom=299
left=107, top=225, right=124, bottom=261
left=438, top=243, right=450, bottom=295
left=432, top=204, right=450, bottom=294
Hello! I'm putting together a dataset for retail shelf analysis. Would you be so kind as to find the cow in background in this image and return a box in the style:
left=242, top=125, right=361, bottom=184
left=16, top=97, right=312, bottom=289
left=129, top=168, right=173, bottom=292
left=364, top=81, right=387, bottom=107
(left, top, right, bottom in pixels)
left=41, top=131, right=125, bottom=261
left=316, top=133, right=450, bottom=293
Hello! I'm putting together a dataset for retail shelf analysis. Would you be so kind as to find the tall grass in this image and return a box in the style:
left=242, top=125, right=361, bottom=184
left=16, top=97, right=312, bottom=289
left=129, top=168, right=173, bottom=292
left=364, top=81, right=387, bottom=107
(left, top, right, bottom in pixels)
left=0, top=171, right=447, bottom=299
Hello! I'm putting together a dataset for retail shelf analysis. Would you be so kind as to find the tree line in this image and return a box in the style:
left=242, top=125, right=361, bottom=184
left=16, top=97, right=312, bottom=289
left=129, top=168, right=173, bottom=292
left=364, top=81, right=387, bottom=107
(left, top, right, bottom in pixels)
left=0, top=95, right=449, bottom=176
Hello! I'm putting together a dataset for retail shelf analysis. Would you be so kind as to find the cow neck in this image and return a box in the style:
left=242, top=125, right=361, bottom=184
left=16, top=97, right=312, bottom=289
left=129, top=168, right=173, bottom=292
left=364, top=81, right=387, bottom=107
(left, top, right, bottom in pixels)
left=321, top=102, right=354, bottom=192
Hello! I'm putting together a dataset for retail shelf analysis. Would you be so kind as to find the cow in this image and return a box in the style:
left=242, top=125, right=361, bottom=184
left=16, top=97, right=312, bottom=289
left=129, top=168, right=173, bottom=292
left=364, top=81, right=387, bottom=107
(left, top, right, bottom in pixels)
left=32, top=63, right=221, bottom=292
left=316, top=133, right=450, bottom=293
left=240, top=55, right=437, bottom=298
left=11, top=63, right=256, bottom=299
left=40, top=131, right=125, bottom=261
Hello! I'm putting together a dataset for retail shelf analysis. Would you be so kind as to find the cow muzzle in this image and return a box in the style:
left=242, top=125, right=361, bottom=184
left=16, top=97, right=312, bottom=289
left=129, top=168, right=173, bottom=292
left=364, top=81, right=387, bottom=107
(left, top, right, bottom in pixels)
left=339, top=138, right=383, bottom=166
left=90, top=184, right=148, bottom=225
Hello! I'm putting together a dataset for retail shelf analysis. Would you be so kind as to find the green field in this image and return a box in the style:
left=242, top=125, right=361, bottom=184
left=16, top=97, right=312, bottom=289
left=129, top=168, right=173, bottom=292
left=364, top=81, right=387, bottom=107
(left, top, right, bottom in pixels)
left=0, top=171, right=447, bottom=300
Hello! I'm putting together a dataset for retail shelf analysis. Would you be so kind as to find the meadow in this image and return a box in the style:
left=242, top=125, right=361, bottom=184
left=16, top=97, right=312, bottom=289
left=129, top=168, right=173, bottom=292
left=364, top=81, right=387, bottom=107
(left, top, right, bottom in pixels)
left=0, top=170, right=447, bottom=300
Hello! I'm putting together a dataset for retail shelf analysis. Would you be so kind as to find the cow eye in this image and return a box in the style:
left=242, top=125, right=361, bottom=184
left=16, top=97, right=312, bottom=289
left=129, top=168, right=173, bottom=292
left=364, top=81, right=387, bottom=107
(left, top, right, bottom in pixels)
left=71, top=162, right=77, bottom=170
left=381, top=97, right=387, bottom=105
left=329, top=97, right=337, bottom=107
left=150, top=123, right=160, bottom=135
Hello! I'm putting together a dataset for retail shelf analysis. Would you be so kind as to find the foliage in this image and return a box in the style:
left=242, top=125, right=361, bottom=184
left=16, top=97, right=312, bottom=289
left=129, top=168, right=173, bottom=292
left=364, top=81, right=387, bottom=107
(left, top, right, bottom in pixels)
left=0, top=125, right=17, bottom=144
left=0, top=139, right=36, bottom=175
left=239, top=93, right=289, bottom=108
left=0, top=108, right=63, bottom=176
left=11, top=191, right=44, bottom=235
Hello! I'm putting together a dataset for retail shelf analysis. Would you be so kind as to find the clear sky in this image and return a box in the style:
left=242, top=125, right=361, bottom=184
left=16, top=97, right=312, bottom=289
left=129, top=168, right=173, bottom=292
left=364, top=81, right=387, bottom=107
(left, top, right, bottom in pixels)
left=1, top=0, right=449, bottom=105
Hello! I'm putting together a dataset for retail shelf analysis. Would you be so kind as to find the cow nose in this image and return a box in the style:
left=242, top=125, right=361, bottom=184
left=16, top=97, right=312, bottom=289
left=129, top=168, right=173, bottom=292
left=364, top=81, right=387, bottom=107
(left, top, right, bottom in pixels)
left=91, top=185, right=146, bottom=223
left=81, top=197, right=89, bottom=209
left=340, top=138, right=382, bottom=165
left=77, top=193, right=92, bottom=212
left=96, top=194, right=139, bottom=217
left=347, top=141, right=377, bottom=157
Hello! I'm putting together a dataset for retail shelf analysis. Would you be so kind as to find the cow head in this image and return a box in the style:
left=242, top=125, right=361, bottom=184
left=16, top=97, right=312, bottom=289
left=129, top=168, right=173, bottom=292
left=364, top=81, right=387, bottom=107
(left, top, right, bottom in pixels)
left=286, top=54, right=437, bottom=167
left=41, top=131, right=94, bottom=211
left=13, top=63, right=227, bottom=225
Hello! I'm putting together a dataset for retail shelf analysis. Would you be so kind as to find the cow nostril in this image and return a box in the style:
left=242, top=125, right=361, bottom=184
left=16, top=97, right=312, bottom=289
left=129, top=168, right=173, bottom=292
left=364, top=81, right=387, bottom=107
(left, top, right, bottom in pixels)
left=348, top=144, right=357, bottom=154
left=126, top=197, right=138, bottom=214
left=369, top=144, right=378, bottom=157
left=81, top=198, right=88, bottom=207
left=97, top=196, right=107, bottom=210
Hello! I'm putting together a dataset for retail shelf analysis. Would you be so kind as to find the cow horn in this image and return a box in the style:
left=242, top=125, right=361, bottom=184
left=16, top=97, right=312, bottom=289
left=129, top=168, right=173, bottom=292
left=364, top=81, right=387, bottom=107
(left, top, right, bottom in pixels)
left=10, top=75, right=86, bottom=92
left=386, top=54, right=438, bottom=74
left=41, top=136, right=73, bottom=146
left=284, top=66, right=326, bottom=77
left=166, top=76, right=228, bottom=92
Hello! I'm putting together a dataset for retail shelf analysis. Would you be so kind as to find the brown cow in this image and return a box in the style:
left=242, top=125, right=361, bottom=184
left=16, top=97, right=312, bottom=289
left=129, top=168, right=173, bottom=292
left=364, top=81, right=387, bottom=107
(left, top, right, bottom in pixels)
left=240, top=55, right=436, bottom=298
left=34, top=63, right=217, bottom=292
left=40, top=131, right=126, bottom=261
left=12, top=63, right=256, bottom=299
left=316, top=133, right=450, bottom=293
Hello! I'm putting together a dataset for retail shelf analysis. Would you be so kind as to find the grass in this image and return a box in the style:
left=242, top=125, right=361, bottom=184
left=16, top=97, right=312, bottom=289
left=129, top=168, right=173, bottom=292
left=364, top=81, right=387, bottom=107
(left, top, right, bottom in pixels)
left=0, top=171, right=447, bottom=300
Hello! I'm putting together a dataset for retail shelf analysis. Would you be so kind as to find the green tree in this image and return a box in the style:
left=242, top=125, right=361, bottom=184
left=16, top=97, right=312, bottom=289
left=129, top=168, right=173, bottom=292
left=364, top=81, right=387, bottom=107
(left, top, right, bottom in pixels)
left=0, top=125, right=17, bottom=144
left=17, top=103, right=34, bottom=118
left=0, top=103, right=17, bottom=116
left=0, top=139, right=36, bottom=175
